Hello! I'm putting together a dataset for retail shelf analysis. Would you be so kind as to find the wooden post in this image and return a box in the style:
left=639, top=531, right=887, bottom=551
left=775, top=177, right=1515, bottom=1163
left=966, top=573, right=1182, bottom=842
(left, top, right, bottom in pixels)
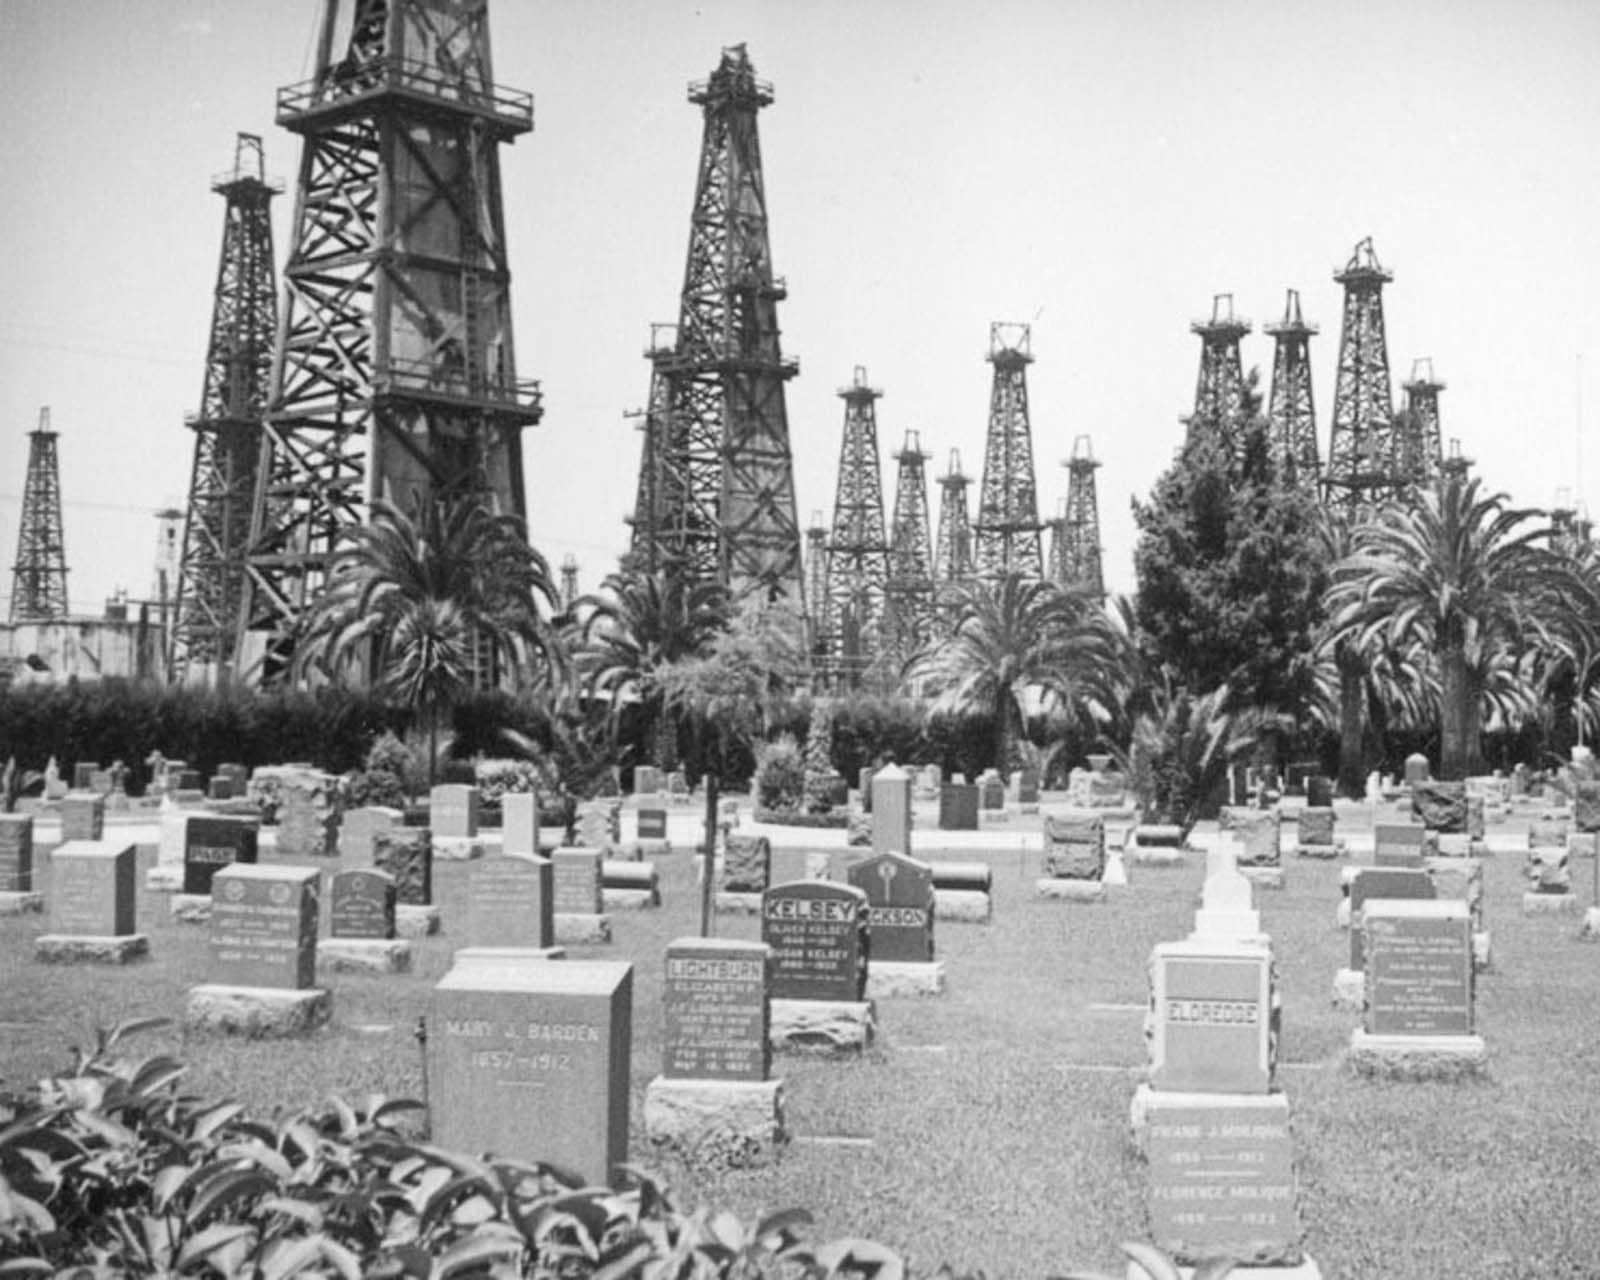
left=700, top=773, right=719, bottom=938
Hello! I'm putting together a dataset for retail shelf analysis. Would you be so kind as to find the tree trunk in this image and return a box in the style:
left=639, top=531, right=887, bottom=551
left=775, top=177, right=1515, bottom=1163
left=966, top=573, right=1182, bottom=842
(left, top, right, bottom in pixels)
left=1438, top=642, right=1473, bottom=781
left=1336, top=646, right=1366, bottom=798
left=653, top=705, right=678, bottom=771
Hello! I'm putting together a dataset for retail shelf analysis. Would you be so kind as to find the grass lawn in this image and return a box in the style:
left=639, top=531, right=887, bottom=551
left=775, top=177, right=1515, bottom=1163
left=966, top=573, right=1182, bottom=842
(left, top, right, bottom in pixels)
left=3, top=799, right=1599, bottom=1278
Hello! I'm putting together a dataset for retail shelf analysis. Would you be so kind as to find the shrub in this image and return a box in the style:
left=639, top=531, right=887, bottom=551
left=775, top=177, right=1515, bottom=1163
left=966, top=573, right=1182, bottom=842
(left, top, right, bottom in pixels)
left=752, top=735, right=805, bottom=812
left=342, top=729, right=416, bottom=809
left=801, top=700, right=838, bottom=814
left=753, top=808, right=850, bottom=829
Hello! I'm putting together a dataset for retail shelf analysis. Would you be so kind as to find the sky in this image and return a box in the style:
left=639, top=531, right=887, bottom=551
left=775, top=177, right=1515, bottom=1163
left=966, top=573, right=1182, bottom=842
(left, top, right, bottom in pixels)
left=1, top=0, right=1597, bottom=617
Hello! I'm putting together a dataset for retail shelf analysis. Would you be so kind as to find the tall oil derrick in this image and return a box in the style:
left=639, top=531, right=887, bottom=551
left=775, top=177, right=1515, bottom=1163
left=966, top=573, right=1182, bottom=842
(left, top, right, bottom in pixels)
left=1265, top=288, right=1320, bottom=487
left=884, top=430, right=935, bottom=664
left=1045, top=497, right=1068, bottom=585
left=1059, top=433, right=1104, bottom=598
left=633, top=44, right=804, bottom=613
left=9, top=408, right=69, bottom=623
left=169, top=133, right=281, bottom=681
left=1324, top=237, right=1398, bottom=512
left=803, top=510, right=830, bottom=674
left=558, top=554, right=579, bottom=613
left=1396, top=357, right=1445, bottom=487
left=822, top=366, right=890, bottom=684
left=1185, top=293, right=1252, bottom=457
left=235, top=0, right=541, bottom=678
left=934, top=448, right=974, bottom=585
left=972, top=322, right=1045, bottom=581
left=626, top=324, right=697, bottom=576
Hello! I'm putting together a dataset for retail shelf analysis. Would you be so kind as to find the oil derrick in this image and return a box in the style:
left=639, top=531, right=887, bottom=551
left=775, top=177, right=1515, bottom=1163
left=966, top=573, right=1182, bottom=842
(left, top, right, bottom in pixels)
left=1265, top=288, right=1320, bottom=486
left=169, top=133, right=281, bottom=681
left=1059, top=434, right=1104, bottom=598
left=9, top=408, right=69, bottom=622
left=235, top=0, right=541, bottom=678
left=631, top=44, right=804, bottom=613
left=821, top=366, right=890, bottom=685
left=934, top=448, right=974, bottom=585
left=803, top=510, right=829, bottom=673
left=1185, top=293, right=1252, bottom=458
left=559, top=554, right=579, bottom=613
left=973, top=322, right=1045, bottom=581
left=1324, top=237, right=1398, bottom=512
left=1045, top=497, right=1068, bottom=585
left=1396, top=357, right=1445, bottom=487
left=883, top=430, right=935, bottom=666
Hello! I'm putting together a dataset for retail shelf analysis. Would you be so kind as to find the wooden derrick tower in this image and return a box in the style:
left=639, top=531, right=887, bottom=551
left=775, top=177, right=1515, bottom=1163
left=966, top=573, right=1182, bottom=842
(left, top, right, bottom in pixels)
left=1323, top=237, right=1398, bottom=512
left=1265, top=288, right=1321, bottom=487
left=934, top=448, right=974, bottom=586
left=628, top=44, right=804, bottom=614
left=884, top=430, right=935, bottom=665
left=234, top=0, right=541, bottom=679
left=1185, top=293, right=1251, bottom=458
left=819, top=366, right=890, bottom=685
left=1059, top=434, right=1104, bottom=598
left=10, top=408, right=69, bottom=622
left=1396, top=357, right=1446, bottom=488
left=972, top=322, right=1044, bottom=581
left=170, top=133, right=281, bottom=681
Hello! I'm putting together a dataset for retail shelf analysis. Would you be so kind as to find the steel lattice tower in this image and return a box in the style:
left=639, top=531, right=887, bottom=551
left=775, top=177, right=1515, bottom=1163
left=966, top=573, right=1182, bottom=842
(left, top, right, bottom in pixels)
left=170, top=133, right=281, bottom=681
left=1265, top=288, right=1320, bottom=487
left=821, top=366, right=890, bottom=683
left=1059, top=433, right=1104, bottom=598
left=1324, top=237, right=1397, bottom=512
left=973, top=323, right=1044, bottom=581
left=1185, top=293, right=1252, bottom=457
left=630, top=44, right=804, bottom=613
left=234, top=0, right=541, bottom=678
left=10, top=408, right=69, bottom=622
left=884, top=430, right=935, bottom=664
left=803, top=510, right=830, bottom=671
left=934, top=448, right=974, bottom=585
left=1397, top=357, right=1445, bottom=487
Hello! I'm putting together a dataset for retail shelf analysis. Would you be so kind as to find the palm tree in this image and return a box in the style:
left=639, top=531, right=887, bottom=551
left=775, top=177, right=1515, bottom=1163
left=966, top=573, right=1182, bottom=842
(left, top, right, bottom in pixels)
left=907, top=575, right=1129, bottom=772
left=1325, top=473, right=1579, bottom=780
left=575, top=567, right=728, bottom=770
left=291, top=496, right=567, bottom=784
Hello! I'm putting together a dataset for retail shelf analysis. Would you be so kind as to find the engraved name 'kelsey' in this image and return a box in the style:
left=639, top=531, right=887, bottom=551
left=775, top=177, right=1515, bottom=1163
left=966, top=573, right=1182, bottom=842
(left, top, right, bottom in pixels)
left=765, top=897, right=854, bottom=922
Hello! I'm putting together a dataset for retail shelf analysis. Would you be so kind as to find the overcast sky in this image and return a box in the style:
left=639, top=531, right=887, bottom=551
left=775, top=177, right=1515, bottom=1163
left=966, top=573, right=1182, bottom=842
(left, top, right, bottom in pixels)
left=1, top=0, right=1596, bottom=617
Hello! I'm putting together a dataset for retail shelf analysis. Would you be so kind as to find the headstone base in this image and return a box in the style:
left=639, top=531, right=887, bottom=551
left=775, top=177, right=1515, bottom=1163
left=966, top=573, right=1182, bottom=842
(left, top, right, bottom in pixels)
left=185, top=984, right=332, bottom=1037
left=170, top=893, right=212, bottom=923
left=934, top=889, right=991, bottom=922
left=1126, top=847, right=1186, bottom=869
left=714, top=891, right=762, bottom=915
left=1522, top=891, right=1580, bottom=916
left=1347, top=1030, right=1487, bottom=1082
left=1331, top=967, right=1364, bottom=1011
left=631, top=839, right=672, bottom=860
left=1125, top=1259, right=1322, bottom=1280
left=395, top=904, right=441, bottom=938
left=554, top=913, right=613, bottom=945
left=1294, top=842, right=1342, bottom=860
left=603, top=888, right=658, bottom=912
left=432, top=837, right=484, bottom=862
left=317, top=938, right=412, bottom=974
left=145, top=864, right=184, bottom=892
left=865, top=960, right=945, bottom=998
left=0, top=891, right=43, bottom=915
left=1035, top=877, right=1107, bottom=903
left=1133, top=824, right=1185, bottom=848
left=770, top=998, right=874, bottom=1055
left=643, top=1077, right=787, bottom=1168
left=1240, top=866, right=1285, bottom=891
left=1579, top=906, right=1600, bottom=941
left=1567, top=832, right=1598, bottom=858
left=35, top=934, right=149, bottom=964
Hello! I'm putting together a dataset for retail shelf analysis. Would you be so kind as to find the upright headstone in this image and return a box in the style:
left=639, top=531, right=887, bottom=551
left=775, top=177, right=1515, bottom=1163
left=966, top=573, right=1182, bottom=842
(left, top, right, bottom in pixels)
left=71, top=762, right=96, bottom=791
left=1404, top=753, right=1431, bottom=786
left=430, top=954, right=633, bottom=1186
left=661, top=938, right=770, bottom=1081
left=553, top=848, right=609, bottom=945
left=938, top=783, right=979, bottom=831
left=1347, top=867, right=1436, bottom=970
left=1224, top=808, right=1281, bottom=867
left=0, top=814, right=33, bottom=893
left=634, top=765, right=663, bottom=796
left=1413, top=780, right=1466, bottom=833
left=182, top=815, right=260, bottom=896
left=1148, top=940, right=1274, bottom=1094
left=208, top=864, right=320, bottom=988
left=979, top=771, right=1005, bottom=811
left=42, top=757, right=65, bottom=800
left=47, top=840, right=136, bottom=937
left=1374, top=823, right=1427, bottom=868
left=1306, top=774, right=1334, bottom=808
left=576, top=799, right=621, bottom=852
left=330, top=868, right=398, bottom=939
left=60, top=792, right=105, bottom=842
left=1043, top=811, right=1105, bottom=879
left=1297, top=806, right=1336, bottom=850
left=431, top=784, right=480, bottom=839
left=1361, top=900, right=1476, bottom=1038
left=276, top=769, right=341, bottom=858
left=1014, top=768, right=1041, bottom=809
left=721, top=834, right=771, bottom=896
left=1574, top=781, right=1600, bottom=834
left=858, top=766, right=875, bottom=814
left=636, top=806, right=669, bottom=844
left=847, top=850, right=936, bottom=965
left=339, top=805, right=402, bottom=861
left=465, top=854, right=554, bottom=950
left=761, top=880, right=869, bottom=1002
left=869, top=764, right=913, bottom=857
left=502, top=792, right=541, bottom=857
left=666, top=770, right=688, bottom=799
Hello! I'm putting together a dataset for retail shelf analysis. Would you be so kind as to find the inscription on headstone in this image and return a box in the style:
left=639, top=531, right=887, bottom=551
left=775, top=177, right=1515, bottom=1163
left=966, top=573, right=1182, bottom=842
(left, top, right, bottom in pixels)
left=1374, top=823, right=1427, bottom=868
left=60, top=792, right=105, bottom=842
left=938, top=783, right=979, bottom=831
left=502, top=792, right=541, bottom=857
left=1363, top=901, right=1473, bottom=1036
left=466, top=854, right=553, bottom=949
left=1043, top=810, right=1105, bottom=879
left=208, top=864, right=319, bottom=989
left=637, top=807, right=668, bottom=842
left=330, top=868, right=397, bottom=940
left=761, top=880, right=869, bottom=1002
left=663, top=937, right=770, bottom=1081
left=0, top=815, right=33, bottom=892
left=847, top=851, right=935, bottom=963
left=1348, top=867, right=1435, bottom=968
left=49, top=840, right=136, bottom=935
left=1150, top=942, right=1273, bottom=1094
left=339, top=805, right=402, bottom=861
left=431, top=784, right=479, bottom=839
left=182, top=816, right=260, bottom=896
left=554, top=848, right=604, bottom=915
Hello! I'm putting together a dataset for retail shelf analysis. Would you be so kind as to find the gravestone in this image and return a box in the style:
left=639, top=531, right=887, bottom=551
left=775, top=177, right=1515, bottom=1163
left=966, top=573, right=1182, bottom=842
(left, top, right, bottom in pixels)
left=761, top=880, right=869, bottom=1002
left=920, top=764, right=942, bottom=795
left=1374, top=823, right=1427, bottom=868
left=938, top=783, right=979, bottom=831
left=1149, top=940, right=1274, bottom=1095
left=636, top=806, right=669, bottom=843
left=60, top=792, right=105, bottom=842
left=1413, top=780, right=1466, bottom=833
left=1297, top=806, right=1336, bottom=848
left=89, top=769, right=113, bottom=796
left=430, top=954, right=633, bottom=1187
left=466, top=854, right=554, bottom=949
left=339, top=805, right=402, bottom=861
left=218, top=762, right=250, bottom=793
left=431, top=784, right=480, bottom=838
left=1347, top=867, right=1436, bottom=970
left=43, top=758, right=66, bottom=800
left=662, top=938, right=770, bottom=1081
left=721, top=834, right=771, bottom=895
left=858, top=766, right=874, bottom=814
left=1043, top=811, right=1105, bottom=879
left=208, top=864, right=320, bottom=988
left=576, top=799, right=621, bottom=852
left=1224, top=808, right=1280, bottom=867
left=207, top=777, right=235, bottom=802
left=1575, top=781, right=1600, bottom=833
left=1013, top=768, right=1041, bottom=809
left=869, top=764, right=913, bottom=857
left=373, top=827, right=433, bottom=905
left=1190, top=843, right=1262, bottom=942
left=47, top=840, right=136, bottom=937
left=553, top=849, right=611, bottom=942
left=276, top=769, right=341, bottom=858
left=666, top=770, right=688, bottom=798
left=979, top=772, right=1005, bottom=811
left=1362, top=900, right=1474, bottom=1037
left=1403, top=753, right=1431, bottom=786
left=634, top=765, right=663, bottom=796
left=0, top=814, right=33, bottom=894
left=71, top=762, right=96, bottom=790
left=847, top=851, right=935, bottom=964
left=502, top=792, right=541, bottom=857
left=330, top=868, right=398, bottom=939
left=182, top=815, right=259, bottom=896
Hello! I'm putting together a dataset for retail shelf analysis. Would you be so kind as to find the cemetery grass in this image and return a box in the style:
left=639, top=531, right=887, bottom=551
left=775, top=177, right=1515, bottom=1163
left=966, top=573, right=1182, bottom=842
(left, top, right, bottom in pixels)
left=3, top=811, right=1600, bottom=1278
